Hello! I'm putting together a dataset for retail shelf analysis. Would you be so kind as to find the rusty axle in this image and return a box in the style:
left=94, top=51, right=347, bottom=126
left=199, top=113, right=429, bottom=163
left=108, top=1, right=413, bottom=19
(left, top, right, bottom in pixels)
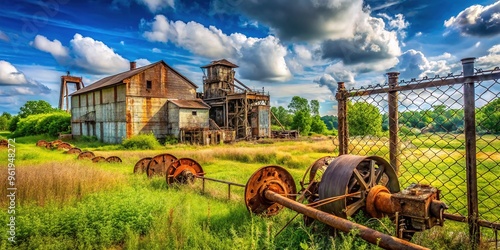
left=263, top=189, right=428, bottom=250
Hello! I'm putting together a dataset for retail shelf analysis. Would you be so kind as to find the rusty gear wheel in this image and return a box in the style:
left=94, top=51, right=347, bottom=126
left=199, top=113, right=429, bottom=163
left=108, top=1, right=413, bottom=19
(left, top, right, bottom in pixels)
left=78, top=151, right=95, bottom=160
left=245, top=165, right=297, bottom=216
left=134, top=157, right=152, bottom=174
left=166, top=158, right=204, bottom=185
left=147, top=153, right=177, bottom=178
left=318, top=155, right=399, bottom=218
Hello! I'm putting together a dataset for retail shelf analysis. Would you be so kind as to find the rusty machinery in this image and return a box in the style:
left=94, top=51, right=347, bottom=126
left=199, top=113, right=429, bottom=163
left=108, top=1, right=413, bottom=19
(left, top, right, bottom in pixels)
left=151, top=154, right=448, bottom=250
left=36, top=140, right=123, bottom=163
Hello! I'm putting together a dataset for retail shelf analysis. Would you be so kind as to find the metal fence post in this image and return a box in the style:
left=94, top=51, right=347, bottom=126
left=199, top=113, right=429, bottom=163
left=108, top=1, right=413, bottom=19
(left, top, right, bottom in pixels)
left=336, top=82, right=348, bottom=155
left=462, top=57, right=480, bottom=248
left=387, top=72, right=401, bottom=173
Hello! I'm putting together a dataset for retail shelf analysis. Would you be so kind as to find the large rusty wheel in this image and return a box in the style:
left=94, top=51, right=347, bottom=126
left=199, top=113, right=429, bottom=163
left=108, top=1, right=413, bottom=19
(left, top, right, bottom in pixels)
left=166, top=158, right=204, bottom=185
left=300, top=156, right=334, bottom=225
left=134, top=157, right=152, bottom=174
left=36, top=140, right=48, bottom=147
left=92, top=156, right=106, bottom=163
left=78, top=151, right=95, bottom=160
left=67, top=147, right=82, bottom=154
left=147, top=153, right=177, bottom=178
left=318, top=155, right=399, bottom=219
left=57, top=142, right=72, bottom=150
left=300, top=156, right=334, bottom=203
left=245, top=165, right=297, bottom=216
left=0, top=139, right=7, bottom=148
left=106, top=156, right=122, bottom=163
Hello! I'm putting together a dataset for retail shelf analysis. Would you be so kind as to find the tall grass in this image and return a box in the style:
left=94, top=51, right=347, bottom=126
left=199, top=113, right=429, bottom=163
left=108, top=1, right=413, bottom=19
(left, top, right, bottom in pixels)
left=0, top=162, right=124, bottom=206
left=1, top=134, right=497, bottom=249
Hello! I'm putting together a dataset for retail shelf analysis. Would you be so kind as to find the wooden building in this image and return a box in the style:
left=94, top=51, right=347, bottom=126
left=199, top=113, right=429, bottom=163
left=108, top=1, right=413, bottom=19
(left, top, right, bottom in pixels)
left=201, top=59, right=271, bottom=139
left=70, top=61, right=209, bottom=143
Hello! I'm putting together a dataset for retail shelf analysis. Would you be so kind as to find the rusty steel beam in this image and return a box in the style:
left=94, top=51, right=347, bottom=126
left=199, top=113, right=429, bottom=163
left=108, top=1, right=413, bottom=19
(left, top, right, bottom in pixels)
left=462, top=58, right=480, bottom=249
left=336, top=82, right=348, bottom=155
left=387, top=72, right=400, bottom=173
left=346, top=71, right=500, bottom=97
left=444, top=213, right=500, bottom=230
left=263, top=189, right=429, bottom=250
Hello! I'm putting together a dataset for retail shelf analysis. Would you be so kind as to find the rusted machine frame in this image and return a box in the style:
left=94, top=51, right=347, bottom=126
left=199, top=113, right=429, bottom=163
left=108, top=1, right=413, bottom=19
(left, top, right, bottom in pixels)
left=165, top=158, right=443, bottom=249
left=263, top=189, right=428, bottom=250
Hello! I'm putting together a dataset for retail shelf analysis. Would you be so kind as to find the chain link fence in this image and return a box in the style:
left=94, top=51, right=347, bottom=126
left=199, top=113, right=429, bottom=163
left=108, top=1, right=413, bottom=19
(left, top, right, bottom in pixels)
left=336, top=58, right=500, bottom=246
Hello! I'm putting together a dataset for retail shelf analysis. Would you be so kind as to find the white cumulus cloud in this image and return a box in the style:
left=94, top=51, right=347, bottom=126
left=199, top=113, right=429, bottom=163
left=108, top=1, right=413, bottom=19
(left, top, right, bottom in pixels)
left=70, top=34, right=129, bottom=74
left=32, top=33, right=130, bottom=75
left=141, top=15, right=291, bottom=81
left=30, top=35, right=69, bottom=58
left=0, top=60, right=51, bottom=95
left=477, top=44, right=500, bottom=68
left=444, top=1, right=500, bottom=37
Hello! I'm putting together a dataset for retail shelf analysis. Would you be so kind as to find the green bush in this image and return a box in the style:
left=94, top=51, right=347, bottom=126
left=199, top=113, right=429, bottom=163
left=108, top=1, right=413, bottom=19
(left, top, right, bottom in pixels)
left=13, top=112, right=70, bottom=137
left=164, top=135, right=178, bottom=145
left=122, top=133, right=160, bottom=150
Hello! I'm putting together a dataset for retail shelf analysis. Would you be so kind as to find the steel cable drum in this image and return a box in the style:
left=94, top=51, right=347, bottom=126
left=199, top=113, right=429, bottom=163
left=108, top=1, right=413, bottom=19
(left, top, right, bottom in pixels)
left=318, top=155, right=400, bottom=218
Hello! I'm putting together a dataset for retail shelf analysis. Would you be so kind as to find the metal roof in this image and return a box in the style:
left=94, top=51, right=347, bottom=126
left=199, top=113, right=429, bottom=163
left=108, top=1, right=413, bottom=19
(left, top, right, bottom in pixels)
left=201, top=59, right=238, bottom=68
left=71, top=60, right=198, bottom=96
left=169, top=99, right=210, bottom=109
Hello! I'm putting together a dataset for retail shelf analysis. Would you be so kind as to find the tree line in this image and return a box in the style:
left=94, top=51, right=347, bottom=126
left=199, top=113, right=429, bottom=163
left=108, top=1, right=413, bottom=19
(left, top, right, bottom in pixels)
left=271, top=96, right=333, bottom=135
left=317, top=98, right=499, bottom=136
left=0, top=100, right=71, bottom=136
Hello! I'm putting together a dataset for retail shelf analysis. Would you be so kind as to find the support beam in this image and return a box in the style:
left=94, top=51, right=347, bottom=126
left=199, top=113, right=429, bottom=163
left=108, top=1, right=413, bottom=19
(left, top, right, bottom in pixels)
left=263, top=189, right=428, bottom=250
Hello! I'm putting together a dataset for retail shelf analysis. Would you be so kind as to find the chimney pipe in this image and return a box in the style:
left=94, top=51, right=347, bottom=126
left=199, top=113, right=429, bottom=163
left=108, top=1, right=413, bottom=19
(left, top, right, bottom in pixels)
left=130, top=61, right=136, bottom=70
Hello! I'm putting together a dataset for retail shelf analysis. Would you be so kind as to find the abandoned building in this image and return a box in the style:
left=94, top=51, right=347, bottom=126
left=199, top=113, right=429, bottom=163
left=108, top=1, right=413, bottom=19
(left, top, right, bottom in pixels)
left=69, top=59, right=271, bottom=144
left=201, top=59, right=271, bottom=139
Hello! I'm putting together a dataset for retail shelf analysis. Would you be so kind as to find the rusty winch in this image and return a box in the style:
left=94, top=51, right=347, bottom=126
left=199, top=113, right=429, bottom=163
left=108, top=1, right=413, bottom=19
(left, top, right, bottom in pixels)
left=135, top=154, right=448, bottom=250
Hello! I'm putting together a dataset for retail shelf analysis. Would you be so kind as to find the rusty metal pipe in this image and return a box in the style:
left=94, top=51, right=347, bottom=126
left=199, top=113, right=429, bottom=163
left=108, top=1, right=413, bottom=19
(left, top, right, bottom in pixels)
left=263, top=189, right=429, bottom=250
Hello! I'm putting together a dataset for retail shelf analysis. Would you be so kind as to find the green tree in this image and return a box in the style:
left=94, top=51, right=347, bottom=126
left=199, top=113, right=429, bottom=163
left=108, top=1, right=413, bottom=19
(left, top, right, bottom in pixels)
left=0, top=112, right=12, bottom=131
left=8, top=116, right=19, bottom=132
left=477, top=98, right=500, bottom=134
left=271, top=106, right=292, bottom=128
left=1, top=112, right=12, bottom=120
left=291, top=110, right=312, bottom=135
left=347, top=101, right=382, bottom=136
left=310, top=100, right=320, bottom=116
left=320, top=115, right=338, bottom=130
left=310, top=115, right=327, bottom=134
left=19, top=100, right=55, bottom=118
left=288, top=96, right=310, bottom=113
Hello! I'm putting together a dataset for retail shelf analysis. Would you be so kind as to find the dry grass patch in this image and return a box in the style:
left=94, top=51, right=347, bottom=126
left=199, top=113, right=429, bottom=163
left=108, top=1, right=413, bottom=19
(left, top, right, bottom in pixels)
left=0, top=162, right=124, bottom=206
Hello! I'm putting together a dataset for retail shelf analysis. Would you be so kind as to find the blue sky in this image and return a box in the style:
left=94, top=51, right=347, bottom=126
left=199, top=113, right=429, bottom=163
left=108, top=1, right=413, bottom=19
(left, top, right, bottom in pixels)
left=0, top=0, right=499, bottom=115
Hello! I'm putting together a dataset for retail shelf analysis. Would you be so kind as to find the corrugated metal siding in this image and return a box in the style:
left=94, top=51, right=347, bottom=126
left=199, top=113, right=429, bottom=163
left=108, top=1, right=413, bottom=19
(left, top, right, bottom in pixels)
left=70, top=84, right=127, bottom=143
left=167, top=102, right=180, bottom=137
left=127, top=97, right=169, bottom=139
left=72, top=63, right=201, bottom=144
left=251, top=105, right=271, bottom=137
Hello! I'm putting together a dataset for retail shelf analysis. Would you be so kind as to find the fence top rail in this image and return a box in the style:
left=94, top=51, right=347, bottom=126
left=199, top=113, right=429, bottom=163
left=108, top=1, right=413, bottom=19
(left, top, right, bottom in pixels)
left=344, top=69, right=500, bottom=98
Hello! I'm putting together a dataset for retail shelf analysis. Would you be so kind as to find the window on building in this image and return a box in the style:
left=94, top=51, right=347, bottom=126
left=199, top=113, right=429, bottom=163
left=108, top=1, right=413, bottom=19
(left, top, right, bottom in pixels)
left=146, top=80, right=152, bottom=89
left=192, top=111, right=197, bottom=116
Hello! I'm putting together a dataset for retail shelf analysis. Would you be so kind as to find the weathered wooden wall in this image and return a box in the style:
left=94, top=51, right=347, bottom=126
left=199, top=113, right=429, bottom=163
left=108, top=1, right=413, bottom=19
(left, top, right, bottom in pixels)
left=124, top=63, right=198, bottom=140
left=71, top=62, right=202, bottom=143
left=167, top=102, right=209, bottom=138
left=167, top=103, right=180, bottom=137
left=179, top=109, right=209, bottom=129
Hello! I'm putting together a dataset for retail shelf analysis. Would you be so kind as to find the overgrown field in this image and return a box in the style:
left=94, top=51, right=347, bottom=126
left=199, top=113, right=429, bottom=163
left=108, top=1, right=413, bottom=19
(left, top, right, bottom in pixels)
left=0, top=133, right=498, bottom=249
